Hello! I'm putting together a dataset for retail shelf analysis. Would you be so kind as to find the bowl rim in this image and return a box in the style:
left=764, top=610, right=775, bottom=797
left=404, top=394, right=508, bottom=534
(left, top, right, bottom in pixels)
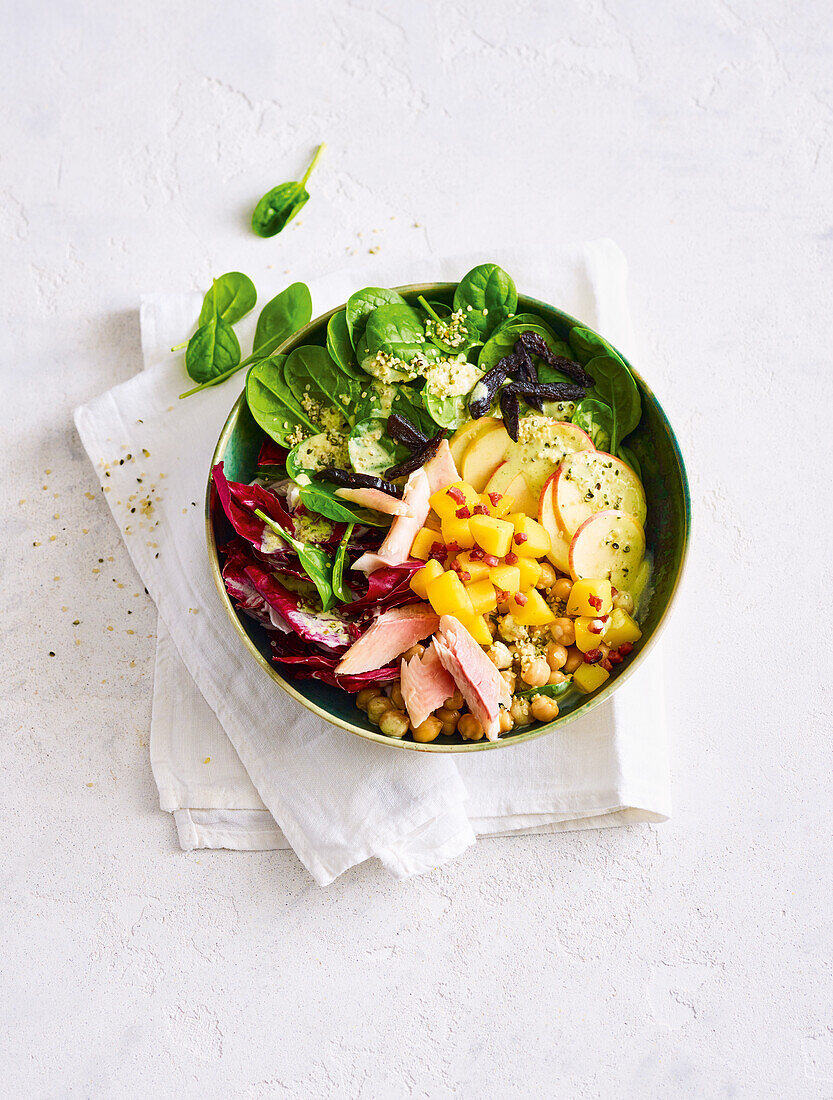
left=206, top=281, right=691, bottom=752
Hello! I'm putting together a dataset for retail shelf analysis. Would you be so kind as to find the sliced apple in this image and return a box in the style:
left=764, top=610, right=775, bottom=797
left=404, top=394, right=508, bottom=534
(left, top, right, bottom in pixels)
left=538, top=472, right=571, bottom=572
left=553, top=450, right=647, bottom=537
left=484, top=463, right=539, bottom=517
left=449, top=416, right=500, bottom=467
left=492, top=417, right=595, bottom=502
left=461, top=422, right=512, bottom=491
left=568, top=509, right=646, bottom=589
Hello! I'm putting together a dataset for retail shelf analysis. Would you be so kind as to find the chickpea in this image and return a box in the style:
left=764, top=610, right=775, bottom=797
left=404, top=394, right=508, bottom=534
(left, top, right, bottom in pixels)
left=510, top=696, right=532, bottom=727
left=536, top=562, right=557, bottom=589
left=367, top=695, right=393, bottom=724
left=389, top=682, right=405, bottom=709
left=458, top=714, right=484, bottom=741
left=499, top=709, right=515, bottom=734
left=379, top=709, right=410, bottom=738
left=563, top=646, right=583, bottom=673
left=550, top=617, right=576, bottom=647
left=445, top=689, right=464, bottom=710
left=435, top=706, right=460, bottom=736
left=552, top=577, right=573, bottom=602
left=486, top=618, right=498, bottom=637
left=613, top=589, right=634, bottom=614
left=546, top=642, right=568, bottom=670
left=487, top=641, right=513, bottom=669
left=356, top=686, right=382, bottom=712
left=500, top=669, right=517, bottom=693
left=530, top=695, right=559, bottom=723
left=412, top=716, right=442, bottom=743
left=402, top=643, right=425, bottom=661
left=521, top=657, right=550, bottom=688
left=548, top=669, right=567, bottom=686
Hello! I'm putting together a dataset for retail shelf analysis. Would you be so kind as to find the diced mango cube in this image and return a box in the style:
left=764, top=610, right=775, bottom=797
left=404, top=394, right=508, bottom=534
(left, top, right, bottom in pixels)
left=465, top=578, right=497, bottom=615
left=489, top=563, right=521, bottom=595
left=603, top=608, right=642, bottom=649
left=510, top=515, right=551, bottom=558
left=572, top=661, right=611, bottom=694
left=574, top=614, right=609, bottom=653
left=459, top=613, right=493, bottom=646
left=454, top=552, right=491, bottom=584
left=469, top=514, right=514, bottom=557
left=429, top=481, right=479, bottom=520
left=426, top=569, right=474, bottom=619
left=482, top=491, right=513, bottom=518
left=511, top=589, right=555, bottom=626
left=566, top=578, right=613, bottom=617
left=441, top=515, right=475, bottom=550
left=410, top=559, right=445, bottom=599
left=410, top=527, right=444, bottom=561
left=516, top=557, right=542, bottom=590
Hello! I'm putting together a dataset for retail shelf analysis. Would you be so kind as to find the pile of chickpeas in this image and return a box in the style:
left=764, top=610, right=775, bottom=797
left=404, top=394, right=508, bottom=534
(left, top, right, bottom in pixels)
left=355, top=563, right=635, bottom=743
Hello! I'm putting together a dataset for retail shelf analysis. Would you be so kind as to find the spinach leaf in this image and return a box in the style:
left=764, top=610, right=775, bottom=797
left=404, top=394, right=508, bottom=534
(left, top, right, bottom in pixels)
left=246, top=355, right=321, bottom=446
left=418, top=296, right=476, bottom=356
left=298, top=482, right=386, bottom=526
left=453, top=263, right=517, bottom=339
left=585, top=354, right=642, bottom=453
left=348, top=416, right=407, bottom=476
left=254, top=508, right=334, bottom=610
left=493, top=312, right=558, bottom=342
left=364, top=303, right=426, bottom=355
left=331, top=524, right=355, bottom=602
left=478, top=323, right=555, bottom=372
left=185, top=310, right=240, bottom=383
left=284, top=345, right=358, bottom=427
left=517, top=680, right=575, bottom=700
left=345, top=287, right=406, bottom=349
left=199, top=272, right=257, bottom=326
left=572, top=398, right=614, bottom=451
left=423, top=392, right=469, bottom=430
left=617, top=444, right=642, bottom=480
left=251, top=144, right=325, bottom=238
left=568, top=325, right=613, bottom=365
left=326, top=310, right=365, bottom=380
left=179, top=280, right=312, bottom=398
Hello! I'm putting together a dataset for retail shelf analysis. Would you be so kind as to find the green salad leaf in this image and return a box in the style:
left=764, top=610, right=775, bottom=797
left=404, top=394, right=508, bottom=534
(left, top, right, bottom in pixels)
left=246, top=355, right=320, bottom=446
left=254, top=508, right=334, bottom=610
left=453, top=263, right=517, bottom=340
left=199, top=273, right=257, bottom=326
left=345, top=287, right=406, bottom=349
left=331, top=524, right=355, bottom=602
left=251, top=144, right=325, bottom=238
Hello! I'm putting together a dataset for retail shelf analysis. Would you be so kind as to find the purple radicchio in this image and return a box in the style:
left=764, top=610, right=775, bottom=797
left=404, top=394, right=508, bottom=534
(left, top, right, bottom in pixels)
left=212, top=462, right=295, bottom=550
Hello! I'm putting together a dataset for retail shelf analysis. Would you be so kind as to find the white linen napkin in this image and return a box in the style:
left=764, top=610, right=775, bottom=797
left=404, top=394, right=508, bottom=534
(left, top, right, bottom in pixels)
left=75, top=241, right=671, bottom=885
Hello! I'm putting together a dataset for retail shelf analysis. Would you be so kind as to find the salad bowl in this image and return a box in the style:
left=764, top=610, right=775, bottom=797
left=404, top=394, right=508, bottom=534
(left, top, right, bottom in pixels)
left=207, top=282, right=690, bottom=751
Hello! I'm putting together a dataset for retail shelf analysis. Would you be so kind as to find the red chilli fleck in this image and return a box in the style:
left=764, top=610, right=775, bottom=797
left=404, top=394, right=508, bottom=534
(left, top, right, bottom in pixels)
left=472, top=504, right=487, bottom=515
left=514, top=593, right=528, bottom=606
left=455, top=506, right=471, bottom=519
left=483, top=554, right=499, bottom=567
left=447, top=486, right=465, bottom=504
left=584, top=649, right=603, bottom=664
left=487, top=492, right=503, bottom=506
left=429, top=542, right=446, bottom=560
left=504, top=551, right=519, bottom=565
left=513, top=532, right=528, bottom=545
left=618, top=642, right=635, bottom=656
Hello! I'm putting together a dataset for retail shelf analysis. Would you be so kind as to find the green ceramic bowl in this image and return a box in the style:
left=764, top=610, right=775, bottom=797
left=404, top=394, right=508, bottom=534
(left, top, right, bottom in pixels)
left=207, top=283, right=690, bottom=751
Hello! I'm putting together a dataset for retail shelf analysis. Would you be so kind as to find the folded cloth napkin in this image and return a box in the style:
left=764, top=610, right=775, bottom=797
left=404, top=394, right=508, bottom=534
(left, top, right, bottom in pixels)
left=75, top=241, right=671, bottom=885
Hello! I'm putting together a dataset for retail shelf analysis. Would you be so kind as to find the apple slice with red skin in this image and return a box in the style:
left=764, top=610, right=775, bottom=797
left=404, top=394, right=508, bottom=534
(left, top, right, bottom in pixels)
left=538, top=471, right=571, bottom=572
left=485, top=463, right=540, bottom=517
left=568, top=509, right=646, bottom=588
left=460, top=421, right=512, bottom=491
left=449, top=416, right=500, bottom=467
left=553, top=450, right=647, bottom=537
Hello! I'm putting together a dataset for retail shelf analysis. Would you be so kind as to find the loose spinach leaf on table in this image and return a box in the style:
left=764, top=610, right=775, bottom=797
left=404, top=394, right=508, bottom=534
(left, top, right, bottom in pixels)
left=254, top=508, right=334, bottom=610
left=571, top=398, right=614, bottom=451
left=453, top=263, right=517, bottom=340
left=584, top=353, right=641, bottom=453
left=251, top=144, right=325, bottom=238
left=185, top=310, right=241, bottom=383
left=331, top=523, right=355, bottom=602
left=199, top=272, right=257, bottom=326
left=284, top=345, right=359, bottom=426
left=345, top=287, right=406, bottom=349
left=246, top=355, right=321, bottom=446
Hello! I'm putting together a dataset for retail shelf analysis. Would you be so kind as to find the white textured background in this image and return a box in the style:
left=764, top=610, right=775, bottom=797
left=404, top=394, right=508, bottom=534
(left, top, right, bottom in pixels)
left=2, top=1, right=832, bottom=1096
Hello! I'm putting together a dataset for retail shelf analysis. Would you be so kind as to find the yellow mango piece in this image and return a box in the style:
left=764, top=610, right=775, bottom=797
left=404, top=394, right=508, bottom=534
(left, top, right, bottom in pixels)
left=566, top=578, right=613, bottom=617
left=603, top=608, right=642, bottom=649
left=481, top=491, right=514, bottom=518
left=574, top=614, right=609, bottom=653
left=469, top=514, right=514, bottom=557
left=410, top=527, right=444, bottom=561
left=511, top=588, right=555, bottom=626
left=516, top=557, right=542, bottom=590
left=510, top=515, right=551, bottom=558
left=453, top=552, right=491, bottom=584
left=426, top=569, right=474, bottom=619
left=489, top=563, right=521, bottom=595
left=441, top=515, right=475, bottom=551
left=429, top=481, right=479, bottom=520
left=459, top=613, right=493, bottom=646
left=572, top=660, right=611, bottom=693
left=465, top=578, right=498, bottom=615
left=410, top=559, right=445, bottom=599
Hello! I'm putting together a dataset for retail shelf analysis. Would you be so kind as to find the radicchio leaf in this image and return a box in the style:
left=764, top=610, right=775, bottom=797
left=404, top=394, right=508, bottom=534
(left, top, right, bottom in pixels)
left=243, top=557, right=352, bottom=651
left=257, top=439, right=289, bottom=467
left=212, top=462, right=295, bottom=548
left=344, top=559, right=424, bottom=613
left=270, top=640, right=399, bottom=693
